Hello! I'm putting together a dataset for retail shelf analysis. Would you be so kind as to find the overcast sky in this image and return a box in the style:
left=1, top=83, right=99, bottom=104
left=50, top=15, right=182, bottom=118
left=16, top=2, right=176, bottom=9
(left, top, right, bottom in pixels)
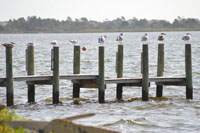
left=0, top=0, right=200, bottom=22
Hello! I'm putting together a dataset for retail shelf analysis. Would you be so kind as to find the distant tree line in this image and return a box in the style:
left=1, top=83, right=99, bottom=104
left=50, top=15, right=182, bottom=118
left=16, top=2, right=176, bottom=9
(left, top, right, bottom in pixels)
left=0, top=16, right=200, bottom=33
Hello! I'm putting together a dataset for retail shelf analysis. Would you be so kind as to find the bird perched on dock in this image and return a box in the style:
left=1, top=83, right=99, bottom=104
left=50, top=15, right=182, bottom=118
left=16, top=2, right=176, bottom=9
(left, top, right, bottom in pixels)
left=27, top=42, right=34, bottom=47
left=69, top=40, right=78, bottom=45
left=158, top=33, right=166, bottom=43
left=98, top=35, right=107, bottom=45
left=141, top=33, right=148, bottom=44
left=182, top=33, right=191, bottom=44
left=51, top=40, right=57, bottom=46
left=2, top=42, right=15, bottom=48
left=116, top=33, right=123, bottom=44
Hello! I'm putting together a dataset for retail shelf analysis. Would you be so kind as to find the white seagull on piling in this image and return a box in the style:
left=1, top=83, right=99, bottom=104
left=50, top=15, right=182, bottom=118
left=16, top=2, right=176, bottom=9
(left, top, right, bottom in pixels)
left=51, top=40, right=57, bottom=46
left=116, top=33, right=123, bottom=44
left=2, top=42, right=15, bottom=48
left=182, top=33, right=191, bottom=44
left=98, top=35, right=107, bottom=45
left=158, top=33, right=166, bottom=43
left=27, top=42, right=34, bottom=47
left=141, top=33, right=148, bottom=44
left=69, top=40, right=78, bottom=45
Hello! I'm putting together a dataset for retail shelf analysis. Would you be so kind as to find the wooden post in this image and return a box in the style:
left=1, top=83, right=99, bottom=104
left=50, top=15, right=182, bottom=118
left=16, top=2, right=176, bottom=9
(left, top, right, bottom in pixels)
left=115, top=52, right=118, bottom=73
left=141, top=52, right=143, bottom=74
left=116, top=45, right=123, bottom=100
left=156, top=44, right=164, bottom=97
left=142, top=44, right=149, bottom=101
left=98, top=46, right=105, bottom=103
left=185, top=44, right=193, bottom=99
left=2, top=43, right=14, bottom=106
left=73, top=45, right=80, bottom=98
left=52, top=46, right=59, bottom=104
left=26, top=43, right=35, bottom=103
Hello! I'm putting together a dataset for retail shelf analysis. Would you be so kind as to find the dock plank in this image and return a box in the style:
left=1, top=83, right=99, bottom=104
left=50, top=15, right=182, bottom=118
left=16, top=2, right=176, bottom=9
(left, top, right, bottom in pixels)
left=0, top=75, right=186, bottom=87
left=0, top=74, right=98, bottom=82
left=149, top=77, right=186, bottom=82
left=105, top=77, right=186, bottom=85
left=105, top=78, right=142, bottom=84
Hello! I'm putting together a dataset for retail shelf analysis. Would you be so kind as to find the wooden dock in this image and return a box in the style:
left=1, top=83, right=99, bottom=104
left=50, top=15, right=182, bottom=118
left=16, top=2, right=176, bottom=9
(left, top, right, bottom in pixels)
left=0, top=74, right=98, bottom=85
left=0, top=42, right=193, bottom=106
left=105, top=77, right=186, bottom=86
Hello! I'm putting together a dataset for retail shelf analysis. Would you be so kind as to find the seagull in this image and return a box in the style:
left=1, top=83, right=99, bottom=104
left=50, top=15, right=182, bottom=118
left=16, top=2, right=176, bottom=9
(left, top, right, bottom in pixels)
left=2, top=42, right=15, bottom=48
left=116, top=33, right=123, bottom=44
left=98, top=35, right=107, bottom=45
left=158, top=33, right=166, bottom=43
left=141, top=33, right=148, bottom=44
left=182, top=33, right=191, bottom=44
left=69, top=40, right=78, bottom=45
left=27, top=42, right=34, bottom=47
left=51, top=40, right=57, bottom=46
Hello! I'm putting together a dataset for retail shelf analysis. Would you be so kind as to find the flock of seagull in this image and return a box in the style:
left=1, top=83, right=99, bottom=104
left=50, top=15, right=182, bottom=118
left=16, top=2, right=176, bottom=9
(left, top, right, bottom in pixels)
left=141, top=32, right=191, bottom=44
left=1, top=33, right=191, bottom=47
left=94, top=32, right=191, bottom=45
left=67, top=32, right=191, bottom=46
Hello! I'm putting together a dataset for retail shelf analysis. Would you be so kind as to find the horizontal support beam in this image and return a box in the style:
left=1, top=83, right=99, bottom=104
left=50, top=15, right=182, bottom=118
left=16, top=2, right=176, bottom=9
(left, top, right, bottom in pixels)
left=0, top=81, right=6, bottom=87
left=120, top=83, right=142, bottom=87
left=156, top=82, right=186, bottom=86
left=0, top=78, right=6, bottom=87
left=72, top=79, right=98, bottom=88
left=0, top=76, right=186, bottom=87
left=27, top=80, right=52, bottom=85
left=105, top=77, right=186, bottom=86
left=149, top=77, right=186, bottom=82
left=0, top=74, right=98, bottom=82
left=105, top=78, right=142, bottom=84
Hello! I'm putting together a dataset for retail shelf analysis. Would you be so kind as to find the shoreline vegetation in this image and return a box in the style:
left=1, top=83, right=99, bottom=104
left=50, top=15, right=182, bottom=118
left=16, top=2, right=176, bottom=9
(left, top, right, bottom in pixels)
left=0, top=16, right=200, bottom=33
left=0, top=107, right=27, bottom=132
left=0, top=107, right=119, bottom=133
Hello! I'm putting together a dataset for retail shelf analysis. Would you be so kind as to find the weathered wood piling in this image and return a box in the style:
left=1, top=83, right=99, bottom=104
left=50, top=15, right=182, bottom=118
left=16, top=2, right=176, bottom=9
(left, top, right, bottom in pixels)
left=2, top=43, right=14, bottom=106
left=156, top=43, right=164, bottom=97
left=73, top=45, right=80, bottom=98
left=141, top=52, right=143, bottom=73
left=98, top=46, right=105, bottom=103
left=26, top=43, right=35, bottom=103
left=115, top=52, right=118, bottom=73
left=116, top=45, right=123, bottom=100
left=142, top=44, right=149, bottom=101
left=52, top=46, right=60, bottom=104
left=185, top=44, right=193, bottom=99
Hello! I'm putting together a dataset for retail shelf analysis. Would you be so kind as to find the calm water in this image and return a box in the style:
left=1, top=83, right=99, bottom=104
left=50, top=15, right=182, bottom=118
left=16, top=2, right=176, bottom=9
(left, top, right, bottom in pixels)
left=0, top=32, right=200, bottom=132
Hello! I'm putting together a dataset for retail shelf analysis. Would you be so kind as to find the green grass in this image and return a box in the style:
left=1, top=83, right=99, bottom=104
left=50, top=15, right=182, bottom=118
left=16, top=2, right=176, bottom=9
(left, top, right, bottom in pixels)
left=0, top=108, right=27, bottom=133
